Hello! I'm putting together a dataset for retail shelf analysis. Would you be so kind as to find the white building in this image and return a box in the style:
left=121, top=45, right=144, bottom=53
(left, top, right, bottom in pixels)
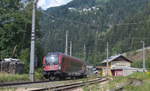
left=101, top=54, right=143, bottom=76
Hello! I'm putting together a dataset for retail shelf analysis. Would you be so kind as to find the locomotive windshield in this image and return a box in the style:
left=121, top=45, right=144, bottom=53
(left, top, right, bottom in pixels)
left=46, top=55, right=58, bottom=65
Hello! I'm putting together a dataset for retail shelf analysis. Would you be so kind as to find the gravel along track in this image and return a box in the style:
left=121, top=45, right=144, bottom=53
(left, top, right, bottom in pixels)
left=0, top=77, right=108, bottom=91
left=31, top=77, right=108, bottom=91
left=0, top=80, right=49, bottom=87
left=0, top=80, right=71, bottom=88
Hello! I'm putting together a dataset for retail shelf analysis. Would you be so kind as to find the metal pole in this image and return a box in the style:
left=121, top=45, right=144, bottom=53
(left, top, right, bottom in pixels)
left=65, top=31, right=68, bottom=55
left=70, top=41, right=72, bottom=56
left=84, top=44, right=86, bottom=61
left=106, top=42, right=109, bottom=76
left=30, top=0, right=37, bottom=82
left=0, top=63, right=1, bottom=72
left=142, top=41, right=146, bottom=70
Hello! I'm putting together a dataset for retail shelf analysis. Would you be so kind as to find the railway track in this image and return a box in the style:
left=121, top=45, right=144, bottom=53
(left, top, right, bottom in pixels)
left=0, top=77, right=109, bottom=91
left=0, top=80, right=49, bottom=87
left=31, top=77, right=108, bottom=91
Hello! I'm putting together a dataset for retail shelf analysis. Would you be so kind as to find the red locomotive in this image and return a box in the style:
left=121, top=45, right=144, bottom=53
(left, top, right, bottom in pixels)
left=43, top=52, right=87, bottom=80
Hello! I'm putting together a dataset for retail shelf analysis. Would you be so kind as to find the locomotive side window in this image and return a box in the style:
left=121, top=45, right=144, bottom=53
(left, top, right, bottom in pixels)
left=46, top=55, right=58, bottom=65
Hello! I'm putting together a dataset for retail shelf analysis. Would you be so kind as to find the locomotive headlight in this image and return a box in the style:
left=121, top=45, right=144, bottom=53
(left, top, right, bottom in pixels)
left=58, top=65, right=61, bottom=70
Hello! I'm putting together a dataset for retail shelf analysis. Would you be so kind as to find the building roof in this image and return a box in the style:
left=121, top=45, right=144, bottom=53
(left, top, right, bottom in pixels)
left=111, top=66, right=138, bottom=70
left=101, top=54, right=132, bottom=63
left=4, top=58, right=20, bottom=62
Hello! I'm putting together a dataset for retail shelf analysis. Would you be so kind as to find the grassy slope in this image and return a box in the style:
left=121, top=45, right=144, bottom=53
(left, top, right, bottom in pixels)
left=123, top=73, right=150, bottom=91
left=83, top=72, right=150, bottom=91
left=125, top=47, right=150, bottom=61
left=0, top=72, right=43, bottom=82
left=108, top=72, right=150, bottom=91
left=124, top=47, right=150, bottom=68
left=0, top=73, right=29, bottom=82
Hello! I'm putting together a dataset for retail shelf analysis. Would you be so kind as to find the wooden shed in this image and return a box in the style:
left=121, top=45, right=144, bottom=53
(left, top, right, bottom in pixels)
left=101, top=54, right=133, bottom=76
left=0, top=58, right=24, bottom=74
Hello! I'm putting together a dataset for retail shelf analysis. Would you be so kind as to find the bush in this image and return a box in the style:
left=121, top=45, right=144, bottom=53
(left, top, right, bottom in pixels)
left=128, top=72, right=150, bottom=80
left=0, top=73, right=29, bottom=82
left=35, top=68, right=44, bottom=80
left=19, top=48, right=30, bottom=73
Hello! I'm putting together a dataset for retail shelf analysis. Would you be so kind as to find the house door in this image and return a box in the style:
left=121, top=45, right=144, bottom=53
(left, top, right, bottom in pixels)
left=115, top=69, right=123, bottom=76
left=112, top=69, right=123, bottom=76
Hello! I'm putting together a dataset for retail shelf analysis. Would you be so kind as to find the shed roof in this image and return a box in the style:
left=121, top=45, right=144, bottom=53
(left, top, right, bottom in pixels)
left=101, top=54, right=132, bottom=63
left=111, top=66, right=138, bottom=70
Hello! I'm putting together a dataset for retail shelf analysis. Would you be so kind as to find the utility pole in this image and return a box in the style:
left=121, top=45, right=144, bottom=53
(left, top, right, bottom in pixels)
left=65, top=31, right=68, bottom=55
left=106, top=42, right=109, bottom=76
left=142, top=41, right=146, bottom=70
left=30, top=0, right=38, bottom=82
left=83, top=44, right=86, bottom=61
left=70, top=41, right=72, bottom=56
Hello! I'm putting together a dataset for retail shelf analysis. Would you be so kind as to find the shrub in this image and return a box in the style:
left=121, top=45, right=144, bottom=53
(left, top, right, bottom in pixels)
left=0, top=72, right=29, bottom=82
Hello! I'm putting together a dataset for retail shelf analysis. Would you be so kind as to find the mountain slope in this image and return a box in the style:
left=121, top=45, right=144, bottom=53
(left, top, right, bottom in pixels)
left=40, top=0, right=150, bottom=65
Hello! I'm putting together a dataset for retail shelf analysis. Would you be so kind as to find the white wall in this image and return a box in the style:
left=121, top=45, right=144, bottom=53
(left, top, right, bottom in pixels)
left=111, top=61, right=131, bottom=68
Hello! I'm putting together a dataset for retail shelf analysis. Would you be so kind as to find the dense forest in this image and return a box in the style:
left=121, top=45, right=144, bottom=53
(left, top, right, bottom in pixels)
left=0, top=0, right=150, bottom=72
left=0, top=0, right=42, bottom=72
left=41, top=0, right=150, bottom=65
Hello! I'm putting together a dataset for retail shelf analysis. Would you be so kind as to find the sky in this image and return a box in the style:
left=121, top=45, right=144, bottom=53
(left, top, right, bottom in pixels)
left=37, top=0, right=73, bottom=10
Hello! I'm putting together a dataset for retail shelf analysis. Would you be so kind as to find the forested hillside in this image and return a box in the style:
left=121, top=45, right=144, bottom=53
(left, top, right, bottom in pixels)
left=1, top=0, right=149, bottom=69
left=0, top=0, right=42, bottom=72
left=41, top=0, right=150, bottom=65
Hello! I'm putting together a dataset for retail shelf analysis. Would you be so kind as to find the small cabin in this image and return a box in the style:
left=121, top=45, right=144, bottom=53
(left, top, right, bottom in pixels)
left=0, top=58, right=24, bottom=74
left=101, top=54, right=135, bottom=76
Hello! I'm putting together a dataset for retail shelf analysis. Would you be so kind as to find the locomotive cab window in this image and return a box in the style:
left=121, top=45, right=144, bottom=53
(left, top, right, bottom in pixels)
left=46, top=55, right=58, bottom=65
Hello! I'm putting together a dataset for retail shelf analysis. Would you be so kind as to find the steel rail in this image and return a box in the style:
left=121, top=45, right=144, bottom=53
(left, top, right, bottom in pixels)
left=31, top=77, right=109, bottom=91
left=0, top=80, right=49, bottom=87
